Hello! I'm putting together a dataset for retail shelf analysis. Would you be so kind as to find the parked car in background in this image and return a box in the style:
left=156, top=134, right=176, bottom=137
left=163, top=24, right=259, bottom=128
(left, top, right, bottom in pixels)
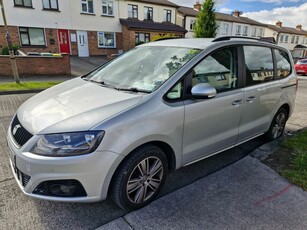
left=7, top=37, right=297, bottom=210
left=295, top=59, right=307, bottom=75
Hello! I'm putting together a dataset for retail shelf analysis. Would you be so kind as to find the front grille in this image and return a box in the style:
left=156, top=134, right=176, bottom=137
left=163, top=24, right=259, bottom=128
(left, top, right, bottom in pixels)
left=10, top=115, right=33, bottom=148
left=15, top=167, right=31, bottom=187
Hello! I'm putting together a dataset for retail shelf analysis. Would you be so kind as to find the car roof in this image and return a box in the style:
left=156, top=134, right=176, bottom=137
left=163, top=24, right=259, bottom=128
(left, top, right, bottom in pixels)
left=141, top=38, right=214, bottom=49
left=140, top=38, right=274, bottom=50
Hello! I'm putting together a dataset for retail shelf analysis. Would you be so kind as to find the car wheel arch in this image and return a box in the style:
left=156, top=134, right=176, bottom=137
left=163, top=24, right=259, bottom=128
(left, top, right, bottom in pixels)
left=107, top=140, right=177, bottom=197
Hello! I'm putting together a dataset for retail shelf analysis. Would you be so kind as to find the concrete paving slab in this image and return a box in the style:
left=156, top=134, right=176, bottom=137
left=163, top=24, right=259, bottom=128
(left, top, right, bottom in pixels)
left=104, top=156, right=307, bottom=230
left=96, top=218, right=132, bottom=230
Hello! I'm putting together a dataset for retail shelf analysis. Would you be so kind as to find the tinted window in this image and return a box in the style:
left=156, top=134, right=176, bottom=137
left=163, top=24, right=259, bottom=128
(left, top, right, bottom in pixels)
left=192, top=47, right=238, bottom=93
left=274, top=49, right=292, bottom=79
left=244, top=46, right=274, bottom=86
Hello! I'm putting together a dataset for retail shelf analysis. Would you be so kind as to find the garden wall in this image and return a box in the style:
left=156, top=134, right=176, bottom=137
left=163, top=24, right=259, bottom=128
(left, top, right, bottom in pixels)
left=0, top=54, right=71, bottom=77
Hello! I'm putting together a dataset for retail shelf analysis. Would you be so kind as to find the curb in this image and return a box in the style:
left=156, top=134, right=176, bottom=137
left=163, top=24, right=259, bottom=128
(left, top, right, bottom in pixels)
left=0, top=89, right=44, bottom=95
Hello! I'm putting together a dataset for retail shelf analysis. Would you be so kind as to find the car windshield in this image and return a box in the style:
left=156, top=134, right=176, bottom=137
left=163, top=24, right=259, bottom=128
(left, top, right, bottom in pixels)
left=84, top=46, right=201, bottom=92
left=297, top=60, right=307, bottom=64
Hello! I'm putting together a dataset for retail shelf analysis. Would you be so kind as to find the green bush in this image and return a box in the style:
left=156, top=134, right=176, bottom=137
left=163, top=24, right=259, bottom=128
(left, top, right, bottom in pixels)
left=1, top=44, right=19, bottom=55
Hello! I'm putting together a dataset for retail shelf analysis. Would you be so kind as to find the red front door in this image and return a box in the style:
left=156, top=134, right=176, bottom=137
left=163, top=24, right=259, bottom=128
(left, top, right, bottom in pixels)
left=58, top=29, right=70, bottom=54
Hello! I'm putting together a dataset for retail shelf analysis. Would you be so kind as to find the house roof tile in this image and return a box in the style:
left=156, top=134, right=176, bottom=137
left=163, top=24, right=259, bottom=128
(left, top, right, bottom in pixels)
left=177, top=7, right=265, bottom=27
left=266, top=24, right=307, bottom=35
left=120, top=19, right=187, bottom=33
left=132, top=0, right=178, bottom=8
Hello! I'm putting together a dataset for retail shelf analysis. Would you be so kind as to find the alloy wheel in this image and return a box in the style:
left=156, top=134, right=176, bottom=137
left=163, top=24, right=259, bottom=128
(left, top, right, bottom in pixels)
left=126, top=156, right=163, bottom=204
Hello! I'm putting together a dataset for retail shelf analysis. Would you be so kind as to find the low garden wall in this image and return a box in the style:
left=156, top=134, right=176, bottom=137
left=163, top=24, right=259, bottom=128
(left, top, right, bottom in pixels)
left=0, top=54, right=71, bottom=77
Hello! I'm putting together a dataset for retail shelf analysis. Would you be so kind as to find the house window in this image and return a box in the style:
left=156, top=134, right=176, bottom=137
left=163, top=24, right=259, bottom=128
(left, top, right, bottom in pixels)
left=284, top=35, right=289, bottom=43
left=135, top=33, right=150, bottom=45
left=19, top=27, right=46, bottom=46
left=144, top=6, right=153, bottom=20
left=164, top=9, right=171, bottom=22
left=222, top=23, right=229, bottom=34
left=291, top=35, right=295, bottom=43
left=295, top=36, right=299, bottom=44
left=257, top=28, right=263, bottom=37
left=190, top=20, right=196, bottom=31
left=14, top=0, right=32, bottom=7
left=102, top=0, right=113, bottom=16
left=81, top=0, right=94, bottom=14
left=42, top=0, right=58, bottom=10
left=279, top=35, right=284, bottom=43
left=98, top=32, right=116, bottom=48
left=251, top=27, right=257, bottom=37
left=128, top=4, right=138, bottom=18
left=235, top=25, right=241, bottom=35
left=243, top=26, right=248, bottom=36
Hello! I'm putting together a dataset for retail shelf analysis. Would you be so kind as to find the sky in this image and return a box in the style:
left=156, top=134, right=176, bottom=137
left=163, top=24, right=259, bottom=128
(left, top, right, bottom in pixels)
left=170, top=0, right=307, bottom=29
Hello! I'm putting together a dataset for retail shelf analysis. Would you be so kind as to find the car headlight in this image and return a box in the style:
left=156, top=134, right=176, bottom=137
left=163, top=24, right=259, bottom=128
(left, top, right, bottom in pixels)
left=31, top=131, right=105, bottom=157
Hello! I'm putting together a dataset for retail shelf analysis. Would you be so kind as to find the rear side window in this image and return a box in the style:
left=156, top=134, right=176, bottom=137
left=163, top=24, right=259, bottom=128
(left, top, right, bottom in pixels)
left=244, top=46, right=274, bottom=86
left=192, top=47, right=238, bottom=93
left=274, top=49, right=291, bottom=79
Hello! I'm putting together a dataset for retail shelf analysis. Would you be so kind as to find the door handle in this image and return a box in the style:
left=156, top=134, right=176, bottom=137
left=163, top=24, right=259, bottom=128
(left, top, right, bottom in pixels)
left=232, top=99, right=243, bottom=106
left=246, top=96, right=256, bottom=102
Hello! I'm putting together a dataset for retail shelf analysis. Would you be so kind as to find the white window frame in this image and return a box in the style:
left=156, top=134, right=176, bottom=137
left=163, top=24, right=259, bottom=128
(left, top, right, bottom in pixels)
left=251, top=27, right=256, bottom=37
left=295, top=36, right=299, bottom=44
left=98, top=32, right=116, bottom=48
left=243, top=26, right=248, bottom=36
left=257, top=28, right=263, bottom=37
left=279, top=35, right=284, bottom=43
left=223, top=23, right=229, bottom=34
left=190, top=20, right=196, bottom=31
left=235, top=25, right=241, bottom=35
left=81, top=0, right=94, bottom=14
left=284, top=35, right=289, bottom=43
left=101, top=0, right=113, bottom=16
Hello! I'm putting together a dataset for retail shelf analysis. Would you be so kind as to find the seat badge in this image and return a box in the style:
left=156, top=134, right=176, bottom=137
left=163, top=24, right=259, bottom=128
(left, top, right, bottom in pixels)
left=12, top=124, right=22, bottom=135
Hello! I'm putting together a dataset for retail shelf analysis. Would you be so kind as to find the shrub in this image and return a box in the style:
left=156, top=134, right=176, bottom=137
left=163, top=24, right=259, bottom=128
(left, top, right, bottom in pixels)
left=1, top=44, right=19, bottom=55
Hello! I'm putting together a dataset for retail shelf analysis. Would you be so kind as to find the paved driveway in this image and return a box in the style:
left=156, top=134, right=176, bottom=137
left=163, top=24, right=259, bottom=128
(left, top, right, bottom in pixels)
left=0, top=77, right=306, bottom=229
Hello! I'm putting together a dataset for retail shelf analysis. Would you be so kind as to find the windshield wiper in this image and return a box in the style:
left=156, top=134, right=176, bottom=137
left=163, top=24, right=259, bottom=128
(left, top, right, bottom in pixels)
left=115, top=87, right=152, bottom=94
left=83, top=78, right=117, bottom=89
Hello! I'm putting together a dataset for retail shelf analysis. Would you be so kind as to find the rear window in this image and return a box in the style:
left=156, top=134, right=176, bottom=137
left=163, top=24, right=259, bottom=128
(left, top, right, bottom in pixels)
left=274, top=49, right=292, bottom=79
left=244, top=46, right=274, bottom=86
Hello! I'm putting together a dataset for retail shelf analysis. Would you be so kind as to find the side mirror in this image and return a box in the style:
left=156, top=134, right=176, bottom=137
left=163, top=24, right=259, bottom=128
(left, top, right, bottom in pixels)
left=191, top=83, right=217, bottom=99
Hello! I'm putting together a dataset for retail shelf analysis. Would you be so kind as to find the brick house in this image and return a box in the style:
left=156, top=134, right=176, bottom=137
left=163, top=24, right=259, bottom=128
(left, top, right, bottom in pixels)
left=118, top=0, right=186, bottom=51
left=0, top=0, right=186, bottom=57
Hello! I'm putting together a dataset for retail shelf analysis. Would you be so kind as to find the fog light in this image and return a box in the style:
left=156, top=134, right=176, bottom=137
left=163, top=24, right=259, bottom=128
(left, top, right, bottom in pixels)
left=33, top=180, right=87, bottom=197
left=49, top=184, right=76, bottom=196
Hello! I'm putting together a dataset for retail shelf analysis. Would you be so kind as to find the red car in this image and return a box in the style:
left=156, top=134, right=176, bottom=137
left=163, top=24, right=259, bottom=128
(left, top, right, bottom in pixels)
left=295, top=59, right=307, bottom=75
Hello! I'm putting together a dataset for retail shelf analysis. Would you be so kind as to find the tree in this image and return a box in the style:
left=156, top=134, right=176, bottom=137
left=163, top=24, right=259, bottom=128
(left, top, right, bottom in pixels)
left=194, top=0, right=217, bottom=38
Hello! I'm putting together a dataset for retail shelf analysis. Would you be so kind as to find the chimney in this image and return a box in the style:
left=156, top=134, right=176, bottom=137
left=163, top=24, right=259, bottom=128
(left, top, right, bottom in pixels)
left=296, top=24, right=302, bottom=30
left=194, top=1, right=201, bottom=11
left=233, top=10, right=241, bottom=17
left=276, top=21, right=282, bottom=27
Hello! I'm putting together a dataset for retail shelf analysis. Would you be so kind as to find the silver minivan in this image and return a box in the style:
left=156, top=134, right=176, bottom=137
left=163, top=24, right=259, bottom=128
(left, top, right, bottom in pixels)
left=7, top=37, right=297, bottom=210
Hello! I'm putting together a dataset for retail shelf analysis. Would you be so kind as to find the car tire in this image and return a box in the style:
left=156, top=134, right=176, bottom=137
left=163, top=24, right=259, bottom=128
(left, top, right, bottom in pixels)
left=265, top=107, right=288, bottom=141
left=111, top=144, right=168, bottom=210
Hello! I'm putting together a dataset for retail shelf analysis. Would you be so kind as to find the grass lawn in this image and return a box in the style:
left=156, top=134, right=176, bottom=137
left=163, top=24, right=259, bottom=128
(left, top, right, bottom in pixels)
left=281, top=131, right=307, bottom=190
left=0, top=82, right=61, bottom=91
left=263, top=130, right=307, bottom=190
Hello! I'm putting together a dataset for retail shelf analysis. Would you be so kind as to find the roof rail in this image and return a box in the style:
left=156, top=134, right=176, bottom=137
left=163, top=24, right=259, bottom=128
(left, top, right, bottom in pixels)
left=212, top=36, right=276, bottom=44
left=154, top=36, right=181, bottom=42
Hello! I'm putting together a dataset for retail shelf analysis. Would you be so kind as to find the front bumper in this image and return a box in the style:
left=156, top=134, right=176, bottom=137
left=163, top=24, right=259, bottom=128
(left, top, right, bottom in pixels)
left=7, top=132, right=124, bottom=202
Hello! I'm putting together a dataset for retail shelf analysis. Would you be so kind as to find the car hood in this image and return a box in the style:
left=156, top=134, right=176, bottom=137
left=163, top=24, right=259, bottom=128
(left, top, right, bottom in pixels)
left=17, top=78, right=143, bottom=134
